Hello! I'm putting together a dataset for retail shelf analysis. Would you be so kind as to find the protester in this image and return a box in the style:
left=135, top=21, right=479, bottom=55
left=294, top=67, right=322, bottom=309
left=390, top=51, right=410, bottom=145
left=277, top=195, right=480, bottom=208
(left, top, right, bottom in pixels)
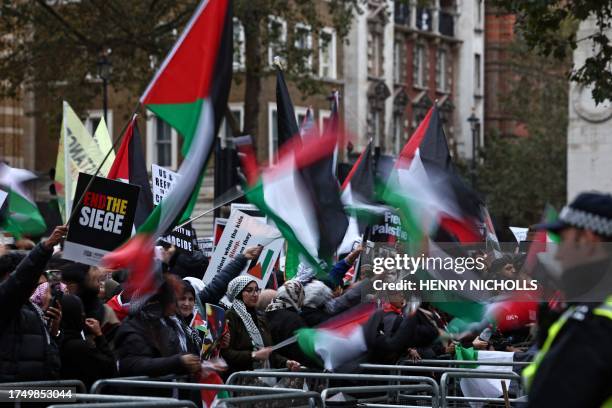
left=525, top=192, right=612, bottom=407
left=58, top=294, right=117, bottom=388
left=177, top=280, right=198, bottom=327
left=0, top=225, right=67, bottom=381
left=114, top=274, right=202, bottom=378
left=265, top=280, right=318, bottom=366
left=222, top=275, right=300, bottom=376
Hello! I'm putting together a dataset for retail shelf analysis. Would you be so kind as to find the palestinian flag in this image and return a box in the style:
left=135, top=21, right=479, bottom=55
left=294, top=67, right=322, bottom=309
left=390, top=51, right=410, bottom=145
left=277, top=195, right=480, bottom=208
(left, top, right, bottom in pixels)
left=526, top=204, right=560, bottom=271
left=296, top=303, right=374, bottom=371
left=0, top=164, right=47, bottom=238
left=389, top=105, right=483, bottom=243
left=275, top=64, right=299, bottom=148
left=238, top=124, right=348, bottom=274
left=337, top=141, right=387, bottom=254
left=107, top=116, right=153, bottom=228
left=102, top=0, right=233, bottom=296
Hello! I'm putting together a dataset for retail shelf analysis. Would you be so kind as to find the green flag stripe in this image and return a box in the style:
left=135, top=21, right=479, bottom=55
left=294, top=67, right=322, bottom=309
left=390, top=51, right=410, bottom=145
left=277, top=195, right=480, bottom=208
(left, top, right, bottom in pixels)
left=146, top=99, right=204, bottom=155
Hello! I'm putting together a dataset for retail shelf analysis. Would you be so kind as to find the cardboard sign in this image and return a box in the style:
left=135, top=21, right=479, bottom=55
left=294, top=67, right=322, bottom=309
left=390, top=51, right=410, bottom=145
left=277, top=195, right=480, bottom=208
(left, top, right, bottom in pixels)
left=203, top=210, right=284, bottom=290
left=63, top=173, right=140, bottom=266
left=152, top=164, right=180, bottom=205
left=230, top=203, right=264, bottom=218
left=197, top=237, right=214, bottom=258
left=509, top=226, right=529, bottom=243
left=370, top=209, right=408, bottom=242
left=161, top=223, right=199, bottom=253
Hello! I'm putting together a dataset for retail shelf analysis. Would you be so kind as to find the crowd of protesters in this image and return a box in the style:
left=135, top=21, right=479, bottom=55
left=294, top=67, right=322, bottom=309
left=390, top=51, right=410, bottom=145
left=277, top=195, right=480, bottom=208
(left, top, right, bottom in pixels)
left=1, top=191, right=611, bottom=407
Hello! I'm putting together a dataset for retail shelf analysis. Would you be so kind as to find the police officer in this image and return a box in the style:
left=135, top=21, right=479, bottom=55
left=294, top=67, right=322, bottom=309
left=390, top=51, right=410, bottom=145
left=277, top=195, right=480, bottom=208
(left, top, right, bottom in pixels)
left=525, top=192, right=612, bottom=407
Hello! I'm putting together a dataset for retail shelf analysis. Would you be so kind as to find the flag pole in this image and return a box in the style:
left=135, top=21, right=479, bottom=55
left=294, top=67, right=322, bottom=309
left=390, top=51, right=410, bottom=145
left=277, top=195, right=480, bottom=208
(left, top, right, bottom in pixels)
left=66, top=103, right=142, bottom=226
left=173, top=186, right=245, bottom=230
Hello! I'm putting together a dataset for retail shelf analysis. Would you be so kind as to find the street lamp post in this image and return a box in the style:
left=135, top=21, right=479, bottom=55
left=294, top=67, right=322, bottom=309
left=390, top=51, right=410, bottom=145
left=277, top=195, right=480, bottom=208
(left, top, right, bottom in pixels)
left=96, top=52, right=112, bottom=124
left=467, top=109, right=480, bottom=187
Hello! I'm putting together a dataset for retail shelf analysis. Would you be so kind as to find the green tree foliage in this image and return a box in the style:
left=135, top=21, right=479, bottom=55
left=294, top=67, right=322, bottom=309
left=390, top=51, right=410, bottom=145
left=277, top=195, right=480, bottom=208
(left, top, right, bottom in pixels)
left=494, top=0, right=612, bottom=103
left=478, top=40, right=568, bottom=226
left=0, top=0, right=360, bottom=143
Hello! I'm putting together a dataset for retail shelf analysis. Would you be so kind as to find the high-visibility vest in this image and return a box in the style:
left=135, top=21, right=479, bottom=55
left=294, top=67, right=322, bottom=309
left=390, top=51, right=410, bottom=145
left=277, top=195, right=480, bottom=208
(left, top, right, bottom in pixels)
left=523, top=296, right=612, bottom=407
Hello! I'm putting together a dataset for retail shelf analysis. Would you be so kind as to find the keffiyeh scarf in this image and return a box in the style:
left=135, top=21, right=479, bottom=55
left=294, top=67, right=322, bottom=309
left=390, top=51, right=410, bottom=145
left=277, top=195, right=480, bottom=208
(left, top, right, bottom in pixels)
left=227, top=275, right=264, bottom=349
left=265, top=280, right=304, bottom=312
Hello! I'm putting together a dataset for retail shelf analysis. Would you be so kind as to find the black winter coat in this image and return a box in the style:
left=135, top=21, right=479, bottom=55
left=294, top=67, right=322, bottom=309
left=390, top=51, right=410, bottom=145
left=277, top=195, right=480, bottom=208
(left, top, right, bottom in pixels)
left=60, top=333, right=117, bottom=388
left=198, top=254, right=247, bottom=306
left=0, top=243, right=60, bottom=381
left=266, top=307, right=319, bottom=368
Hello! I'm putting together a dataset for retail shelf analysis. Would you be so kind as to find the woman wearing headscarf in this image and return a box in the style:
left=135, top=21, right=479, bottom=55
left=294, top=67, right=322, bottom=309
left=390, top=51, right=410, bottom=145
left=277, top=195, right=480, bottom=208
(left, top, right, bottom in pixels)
left=58, top=295, right=117, bottom=388
left=265, top=280, right=318, bottom=367
left=221, top=276, right=300, bottom=376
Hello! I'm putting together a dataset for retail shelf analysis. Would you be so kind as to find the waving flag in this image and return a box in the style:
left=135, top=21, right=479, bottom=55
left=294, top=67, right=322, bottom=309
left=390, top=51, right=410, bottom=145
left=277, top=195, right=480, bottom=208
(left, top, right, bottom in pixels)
left=275, top=64, right=299, bottom=148
left=239, top=125, right=348, bottom=275
left=103, top=0, right=233, bottom=297
left=0, top=164, right=47, bottom=238
left=107, top=116, right=153, bottom=228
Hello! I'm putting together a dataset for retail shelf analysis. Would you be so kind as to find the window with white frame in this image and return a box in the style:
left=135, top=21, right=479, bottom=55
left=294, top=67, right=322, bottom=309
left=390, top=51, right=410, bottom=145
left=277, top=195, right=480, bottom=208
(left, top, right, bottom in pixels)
left=475, top=0, right=483, bottom=28
left=319, top=28, right=336, bottom=79
left=414, top=44, right=426, bottom=88
left=220, top=103, right=244, bottom=148
left=85, top=109, right=113, bottom=138
left=268, top=16, right=287, bottom=66
left=436, top=48, right=448, bottom=92
left=367, top=31, right=383, bottom=77
left=294, top=23, right=312, bottom=69
left=146, top=114, right=178, bottom=170
left=268, top=103, right=278, bottom=164
left=393, top=113, right=404, bottom=154
left=233, top=18, right=245, bottom=70
left=474, top=53, right=482, bottom=95
left=319, top=109, right=332, bottom=132
left=294, top=106, right=308, bottom=130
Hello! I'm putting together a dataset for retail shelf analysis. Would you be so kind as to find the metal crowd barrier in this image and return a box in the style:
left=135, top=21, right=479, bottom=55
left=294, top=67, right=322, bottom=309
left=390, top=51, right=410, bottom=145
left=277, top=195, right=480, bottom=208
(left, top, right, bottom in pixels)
left=320, top=384, right=438, bottom=408
left=226, top=371, right=439, bottom=390
left=0, top=379, right=87, bottom=393
left=48, top=402, right=195, bottom=408
left=212, top=391, right=323, bottom=407
left=440, top=371, right=523, bottom=408
left=91, top=378, right=303, bottom=398
left=397, top=358, right=531, bottom=367
left=361, top=363, right=518, bottom=375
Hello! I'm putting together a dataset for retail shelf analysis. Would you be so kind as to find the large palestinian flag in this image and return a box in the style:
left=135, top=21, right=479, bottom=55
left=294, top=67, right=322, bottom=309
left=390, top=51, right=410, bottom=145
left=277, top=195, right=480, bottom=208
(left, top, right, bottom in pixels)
left=103, top=0, right=233, bottom=296
left=239, top=126, right=348, bottom=274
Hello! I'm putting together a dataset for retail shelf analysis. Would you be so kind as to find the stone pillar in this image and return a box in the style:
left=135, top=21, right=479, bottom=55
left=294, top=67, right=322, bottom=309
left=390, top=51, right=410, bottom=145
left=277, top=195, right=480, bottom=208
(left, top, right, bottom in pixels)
left=567, top=16, right=612, bottom=199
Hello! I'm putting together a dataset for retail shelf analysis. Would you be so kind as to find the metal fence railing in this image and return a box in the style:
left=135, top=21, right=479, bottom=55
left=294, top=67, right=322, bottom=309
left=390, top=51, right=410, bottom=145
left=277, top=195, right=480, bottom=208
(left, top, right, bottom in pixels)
left=396, top=358, right=530, bottom=367
left=440, top=371, right=523, bottom=408
left=320, top=384, right=439, bottom=408
left=48, top=402, right=196, bottom=408
left=91, top=377, right=309, bottom=400
left=212, top=391, right=323, bottom=407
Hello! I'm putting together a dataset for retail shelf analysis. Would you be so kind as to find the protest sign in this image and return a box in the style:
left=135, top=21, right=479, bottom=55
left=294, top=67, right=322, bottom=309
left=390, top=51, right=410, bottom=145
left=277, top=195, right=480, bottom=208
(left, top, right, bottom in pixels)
left=370, top=209, right=408, bottom=242
left=197, top=237, right=214, bottom=257
left=63, top=173, right=140, bottom=265
left=161, top=222, right=198, bottom=253
left=213, top=217, right=227, bottom=247
left=152, top=164, right=180, bottom=205
left=203, top=210, right=283, bottom=290
left=509, top=226, right=529, bottom=243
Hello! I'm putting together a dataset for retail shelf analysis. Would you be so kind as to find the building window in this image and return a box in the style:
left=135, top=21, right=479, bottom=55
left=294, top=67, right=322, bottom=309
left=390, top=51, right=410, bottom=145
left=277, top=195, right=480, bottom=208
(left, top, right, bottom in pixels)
left=294, top=23, right=312, bottom=70
left=414, top=44, right=426, bottom=88
left=475, top=0, right=483, bottom=28
left=319, top=28, right=337, bottom=79
left=393, top=112, right=406, bottom=154
left=146, top=114, right=178, bottom=170
left=367, top=31, right=383, bottom=77
left=268, top=17, right=287, bottom=66
left=436, top=48, right=448, bottom=92
left=394, top=0, right=411, bottom=26
left=220, top=104, right=244, bottom=148
left=85, top=109, right=113, bottom=139
left=294, top=106, right=309, bottom=129
left=393, top=41, right=404, bottom=83
left=416, top=8, right=432, bottom=31
left=474, top=53, right=482, bottom=95
left=233, top=18, right=245, bottom=70
left=268, top=103, right=278, bottom=164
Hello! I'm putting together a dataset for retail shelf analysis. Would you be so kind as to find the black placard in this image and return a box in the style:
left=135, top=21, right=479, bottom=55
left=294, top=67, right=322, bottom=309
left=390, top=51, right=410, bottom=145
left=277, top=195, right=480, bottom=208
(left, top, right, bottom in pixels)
left=63, top=173, right=140, bottom=265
